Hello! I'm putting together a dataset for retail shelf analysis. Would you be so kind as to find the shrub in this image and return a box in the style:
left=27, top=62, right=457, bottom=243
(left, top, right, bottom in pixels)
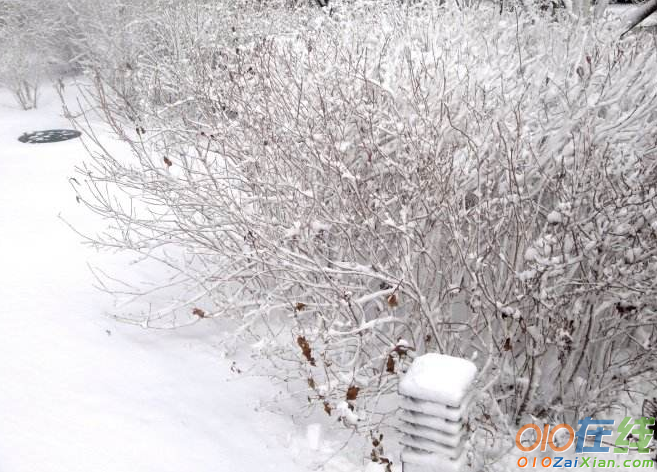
left=68, top=0, right=657, bottom=457
left=0, top=1, right=47, bottom=109
left=0, top=0, right=85, bottom=108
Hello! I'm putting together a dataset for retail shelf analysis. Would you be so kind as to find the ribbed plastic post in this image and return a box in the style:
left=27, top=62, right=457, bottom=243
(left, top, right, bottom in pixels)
left=398, top=353, right=477, bottom=472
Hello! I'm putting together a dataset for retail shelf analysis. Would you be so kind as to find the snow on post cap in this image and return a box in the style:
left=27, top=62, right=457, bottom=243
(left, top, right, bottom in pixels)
left=399, top=353, right=477, bottom=407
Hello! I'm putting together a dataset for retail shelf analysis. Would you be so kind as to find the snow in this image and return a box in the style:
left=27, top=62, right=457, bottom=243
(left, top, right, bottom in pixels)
left=336, top=401, right=360, bottom=426
left=547, top=210, right=562, bottom=224
left=363, top=464, right=389, bottom=472
left=397, top=422, right=463, bottom=448
left=516, top=269, right=536, bottom=282
left=398, top=354, right=477, bottom=407
left=399, top=434, right=463, bottom=458
left=400, top=447, right=466, bottom=472
left=524, top=247, right=539, bottom=261
left=397, top=410, right=462, bottom=435
left=0, top=85, right=362, bottom=472
left=306, top=423, right=323, bottom=451
left=399, top=396, right=469, bottom=422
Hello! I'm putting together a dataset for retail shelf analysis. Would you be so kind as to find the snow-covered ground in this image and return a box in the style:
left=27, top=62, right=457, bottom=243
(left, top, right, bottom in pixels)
left=0, top=84, right=365, bottom=472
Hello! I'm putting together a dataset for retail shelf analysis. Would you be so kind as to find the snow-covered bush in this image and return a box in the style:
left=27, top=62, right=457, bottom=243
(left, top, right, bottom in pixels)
left=0, top=1, right=48, bottom=109
left=69, top=0, right=657, bottom=452
left=0, top=0, right=84, bottom=108
left=61, top=0, right=170, bottom=110
left=0, top=0, right=166, bottom=109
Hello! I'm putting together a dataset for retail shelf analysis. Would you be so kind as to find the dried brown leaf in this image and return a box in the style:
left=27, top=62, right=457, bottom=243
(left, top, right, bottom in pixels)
left=386, top=294, right=398, bottom=307
left=346, top=385, right=360, bottom=401
left=386, top=355, right=395, bottom=374
left=296, top=336, right=316, bottom=366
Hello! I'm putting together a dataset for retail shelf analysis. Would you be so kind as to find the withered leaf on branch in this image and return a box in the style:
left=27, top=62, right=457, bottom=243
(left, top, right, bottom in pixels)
left=503, top=337, right=512, bottom=351
left=386, top=355, right=395, bottom=374
left=296, top=336, right=316, bottom=366
left=386, top=293, right=398, bottom=307
left=346, top=385, right=360, bottom=401
left=163, top=157, right=173, bottom=167
left=192, top=307, right=206, bottom=318
left=307, top=377, right=316, bottom=389
left=323, top=401, right=332, bottom=416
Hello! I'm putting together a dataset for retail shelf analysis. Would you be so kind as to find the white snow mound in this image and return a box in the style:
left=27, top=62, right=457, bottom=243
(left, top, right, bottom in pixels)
left=398, top=353, right=477, bottom=406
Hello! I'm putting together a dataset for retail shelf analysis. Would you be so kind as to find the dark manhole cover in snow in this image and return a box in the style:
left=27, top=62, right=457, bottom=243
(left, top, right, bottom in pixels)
left=18, top=129, right=81, bottom=144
